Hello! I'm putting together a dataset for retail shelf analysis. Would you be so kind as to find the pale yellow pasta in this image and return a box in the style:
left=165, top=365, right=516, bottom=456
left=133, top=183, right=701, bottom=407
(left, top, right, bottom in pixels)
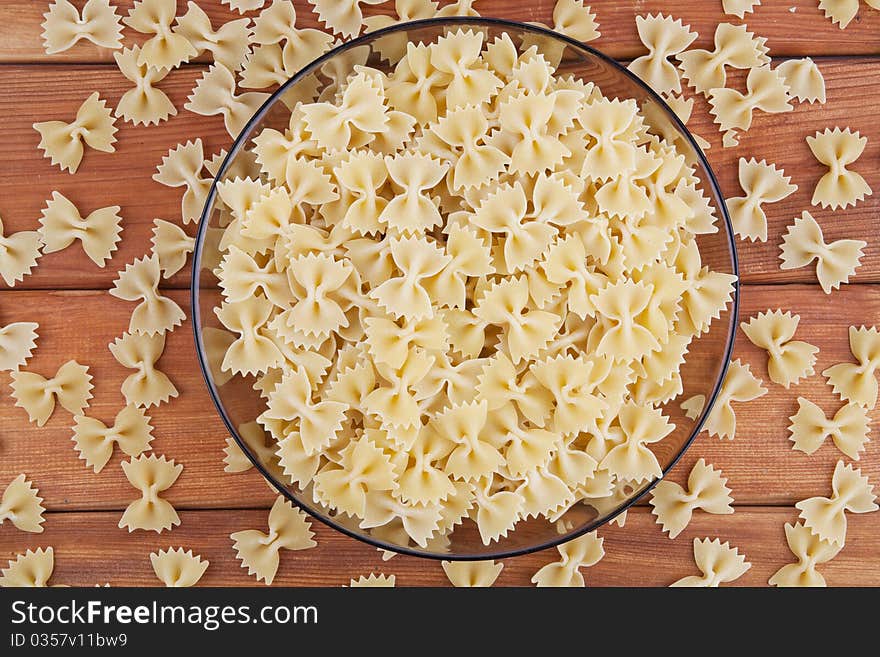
left=154, top=139, right=214, bottom=225
left=722, top=0, right=761, bottom=18
left=123, top=0, right=197, bottom=70
left=0, top=216, right=42, bottom=287
left=779, top=211, right=866, bottom=294
left=39, top=191, right=122, bottom=267
left=678, top=23, right=769, bottom=96
left=531, top=531, right=604, bottom=587
left=726, top=158, right=796, bottom=243
left=0, top=322, right=39, bottom=372
left=701, top=359, right=767, bottom=440
left=10, top=360, right=93, bottom=427
left=441, top=560, right=503, bottom=587
left=210, top=31, right=737, bottom=550
left=109, top=331, right=179, bottom=408
left=769, top=522, right=841, bottom=587
left=348, top=573, right=396, bottom=587
left=150, top=219, right=195, bottom=278
left=822, top=325, right=880, bottom=409
left=628, top=14, right=696, bottom=96
left=231, top=496, right=316, bottom=585
left=222, top=0, right=266, bottom=13
left=776, top=58, right=826, bottom=104
left=788, top=397, right=870, bottom=460
left=118, top=454, right=183, bottom=533
left=72, top=404, right=154, bottom=473
left=680, top=394, right=705, bottom=420
left=806, top=127, right=872, bottom=210
left=113, top=45, right=177, bottom=126
left=0, top=548, right=57, bottom=588
left=708, top=65, right=793, bottom=133
left=251, top=0, right=335, bottom=72
left=670, top=537, right=750, bottom=587
left=185, top=64, right=271, bottom=139
left=795, top=460, right=877, bottom=547
left=740, top=310, right=818, bottom=388
left=818, top=0, right=880, bottom=29
left=110, top=254, right=186, bottom=336
left=307, top=0, right=384, bottom=39
left=0, top=474, right=46, bottom=534
left=721, top=129, right=739, bottom=148
left=33, top=92, right=117, bottom=174
left=523, top=0, right=599, bottom=67
left=41, top=0, right=123, bottom=55
left=650, top=459, right=733, bottom=538
left=175, top=1, right=251, bottom=72
left=150, top=548, right=209, bottom=587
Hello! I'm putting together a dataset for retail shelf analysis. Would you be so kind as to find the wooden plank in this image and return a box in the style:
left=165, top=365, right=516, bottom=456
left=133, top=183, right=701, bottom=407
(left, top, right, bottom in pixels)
left=1, top=507, right=877, bottom=586
left=3, top=0, right=879, bottom=64
left=0, top=59, right=878, bottom=290
left=0, top=284, right=877, bottom=512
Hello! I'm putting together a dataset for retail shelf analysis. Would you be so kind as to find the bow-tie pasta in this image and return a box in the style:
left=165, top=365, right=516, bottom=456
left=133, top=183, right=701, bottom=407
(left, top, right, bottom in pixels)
left=670, top=537, right=750, bottom=587
left=0, top=474, right=46, bottom=534
left=41, top=0, right=123, bottom=55
left=208, top=27, right=736, bottom=550
left=150, top=548, right=209, bottom=588
left=0, top=322, right=39, bottom=372
left=0, top=548, right=58, bottom=588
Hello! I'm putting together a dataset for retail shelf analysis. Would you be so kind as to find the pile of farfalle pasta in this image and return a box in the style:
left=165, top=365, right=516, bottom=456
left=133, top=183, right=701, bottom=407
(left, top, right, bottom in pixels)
left=0, top=0, right=878, bottom=588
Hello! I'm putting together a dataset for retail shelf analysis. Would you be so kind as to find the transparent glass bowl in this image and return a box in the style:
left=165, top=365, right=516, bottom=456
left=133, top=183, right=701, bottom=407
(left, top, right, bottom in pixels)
left=191, top=17, right=739, bottom=560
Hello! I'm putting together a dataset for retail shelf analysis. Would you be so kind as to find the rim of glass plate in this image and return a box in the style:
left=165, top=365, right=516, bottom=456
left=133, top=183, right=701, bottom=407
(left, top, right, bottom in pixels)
left=191, top=16, right=740, bottom=561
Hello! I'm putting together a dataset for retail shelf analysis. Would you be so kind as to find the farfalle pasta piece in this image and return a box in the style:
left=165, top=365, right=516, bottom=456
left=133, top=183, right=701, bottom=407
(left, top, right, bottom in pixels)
left=150, top=547, right=209, bottom=587
left=217, top=245, right=291, bottom=309
left=779, top=211, right=866, bottom=294
left=788, top=397, right=870, bottom=460
left=307, top=0, right=383, bottom=38
left=499, top=90, right=579, bottom=175
left=823, top=325, right=880, bottom=409
left=34, top=92, right=117, bottom=174
left=185, top=64, right=270, bottom=139
left=628, top=14, right=697, bottom=96
left=431, top=29, right=502, bottom=110
left=151, top=219, right=194, bottom=278
left=110, top=254, right=186, bottom=336
left=0, top=548, right=57, bottom=587
left=119, top=454, right=183, bottom=533
left=231, top=496, right=316, bottom=585
left=113, top=45, right=176, bottom=126
left=313, top=437, right=397, bottom=516
left=577, top=98, right=642, bottom=181
left=370, top=236, right=451, bottom=321
left=222, top=0, right=266, bottom=14
left=702, top=359, right=767, bottom=440
left=39, top=191, right=122, bottom=267
left=806, top=128, right=872, bottom=210
left=523, top=0, right=600, bottom=66
left=722, top=0, right=761, bottom=17
left=741, top=310, right=818, bottom=388
left=109, top=332, right=179, bottom=408
left=769, top=522, right=842, bottom=587
left=680, top=394, right=705, bottom=420
left=531, top=531, right=604, bottom=587
left=531, top=355, right=607, bottom=436
left=678, top=23, right=769, bottom=95
left=285, top=253, right=353, bottom=337
left=442, top=560, right=503, bottom=587
left=796, top=460, right=877, bottom=546
left=72, top=404, right=154, bottom=473
left=600, top=401, right=674, bottom=483
left=154, top=139, right=213, bottom=225
left=0, top=322, right=39, bottom=372
left=334, top=152, right=389, bottom=236
left=591, top=280, right=660, bottom=362
left=470, top=181, right=558, bottom=273
left=380, top=152, right=448, bottom=235
left=123, top=0, right=197, bottom=70
left=0, top=475, right=46, bottom=534
left=431, top=104, right=510, bottom=191
left=708, top=65, right=793, bottom=133
left=776, top=58, right=826, bottom=104
left=41, top=0, right=123, bottom=54
left=818, top=0, right=880, bottom=29
left=301, top=71, right=387, bottom=151
left=670, top=538, right=750, bottom=587
left=175, top=1, right=251, bottom=71
left=650, top=459, right=733, bottom=538
left=215, top=297, right=283, bottom=376
left=726, top=158, right=797, bottom=242
left=435, top=401, right=504, bottom=482
left=251, top=1, right=334, bottom=71
left=476, top=353, right=554, bottom=427
left=474, top=276, right=561, bottom=363
left=0, top=216, right=42, bottom=287
left=10, top=360, right=93, bottom=427
left=349, top=573, right=396, bottom=587
left=223, top=421, right=279, bottom=473
left=364, top=315, right=447, bottom=370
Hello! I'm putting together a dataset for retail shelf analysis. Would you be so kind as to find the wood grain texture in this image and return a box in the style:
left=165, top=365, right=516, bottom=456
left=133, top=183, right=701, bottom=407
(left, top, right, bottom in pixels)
left=4, top=0, right=879, bottom=63
left=0, top=58, right=878, bottom=290
left=0, top=285, right=876, bottom=512
left=1, top=507, right=877, bottom=586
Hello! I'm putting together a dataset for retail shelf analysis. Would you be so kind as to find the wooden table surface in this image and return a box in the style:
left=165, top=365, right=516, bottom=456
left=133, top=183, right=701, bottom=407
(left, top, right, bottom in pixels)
left=1, top=0, right=879, bottom=587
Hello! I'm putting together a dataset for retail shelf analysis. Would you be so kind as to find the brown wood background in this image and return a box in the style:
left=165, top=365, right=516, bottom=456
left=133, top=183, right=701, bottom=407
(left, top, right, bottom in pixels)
left=0, top=0, right=878, bottom=587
